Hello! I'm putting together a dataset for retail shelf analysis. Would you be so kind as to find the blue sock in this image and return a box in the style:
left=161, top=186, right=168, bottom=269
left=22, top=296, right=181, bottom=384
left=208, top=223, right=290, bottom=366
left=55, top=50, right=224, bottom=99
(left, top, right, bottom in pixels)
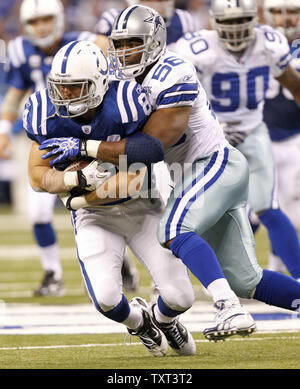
left=157, top=296, right=187, bottom=318
left=259, top=209, right=300, bottom=279
left=169, top=232, right=225, bottom=289
left=254, top=269, right=300, bottom=311
left=33, top=223, right=56, bottom=247
left=100, top=294, right=130, bottom=323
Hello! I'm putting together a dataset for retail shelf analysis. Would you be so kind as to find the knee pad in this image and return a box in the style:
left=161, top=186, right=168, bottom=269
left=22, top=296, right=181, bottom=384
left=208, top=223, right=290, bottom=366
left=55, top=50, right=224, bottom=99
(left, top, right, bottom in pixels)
left=92, top=277, right=122, bottom=312
left=160, top=279, right=195, bottom=312
left=226, top=273, right=261, bottom=299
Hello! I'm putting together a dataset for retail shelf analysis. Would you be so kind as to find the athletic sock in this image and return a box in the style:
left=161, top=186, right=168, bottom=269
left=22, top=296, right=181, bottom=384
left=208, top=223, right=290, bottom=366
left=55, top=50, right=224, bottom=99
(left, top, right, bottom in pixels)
left=170, top=232, right=238, bottom=302
left=259, top=208, right=300, bottom=279
left=254, top=269, right=300, bottom=311
left=33, top=223, right=62, bottom=279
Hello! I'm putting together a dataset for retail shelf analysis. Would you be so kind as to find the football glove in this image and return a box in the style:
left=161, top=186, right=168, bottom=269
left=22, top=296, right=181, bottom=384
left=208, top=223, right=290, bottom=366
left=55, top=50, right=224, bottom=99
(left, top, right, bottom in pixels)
left=58, top=192, right=87, bottom=211
left=39, top=137, right=89, bottom=166
left=79, top=159, right=112, bottom=191
left=221, top=123, right=247, bottom=147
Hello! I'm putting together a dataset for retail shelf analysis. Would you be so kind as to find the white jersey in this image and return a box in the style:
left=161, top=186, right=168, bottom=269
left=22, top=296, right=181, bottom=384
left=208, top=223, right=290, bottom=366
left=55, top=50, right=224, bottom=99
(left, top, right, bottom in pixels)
left=173, top=25, right=291, bottom=132
left=137, top=50, right=227, bottom=166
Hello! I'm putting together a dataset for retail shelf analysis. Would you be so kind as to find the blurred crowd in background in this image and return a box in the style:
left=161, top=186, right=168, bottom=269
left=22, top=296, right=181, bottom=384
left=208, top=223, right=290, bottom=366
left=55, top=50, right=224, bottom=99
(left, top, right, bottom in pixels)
left=0, top=0, right=212, bottom=44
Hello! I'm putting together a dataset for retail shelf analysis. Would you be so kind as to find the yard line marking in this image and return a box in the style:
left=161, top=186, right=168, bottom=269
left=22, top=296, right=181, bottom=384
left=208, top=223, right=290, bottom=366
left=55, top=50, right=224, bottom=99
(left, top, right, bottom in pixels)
left=1, top=335, right=300, bottom=351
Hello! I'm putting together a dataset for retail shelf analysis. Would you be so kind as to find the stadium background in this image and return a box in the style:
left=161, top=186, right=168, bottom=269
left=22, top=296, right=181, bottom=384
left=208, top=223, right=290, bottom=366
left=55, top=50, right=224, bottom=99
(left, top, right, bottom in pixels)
left=0, top=0, right=300, bottom=371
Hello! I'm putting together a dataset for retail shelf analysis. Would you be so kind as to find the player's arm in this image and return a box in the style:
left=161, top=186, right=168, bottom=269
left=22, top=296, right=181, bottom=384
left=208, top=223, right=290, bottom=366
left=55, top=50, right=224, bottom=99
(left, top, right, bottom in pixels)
left=276, top=64, right=300, bottom=107
left=141, top=106, right=191, bottom=148
left=0, top=87, right=25, bottom=159
left=28, top=141, right=75, bottom=193
left=28, top=141, right=101, bottom=194
left=94, top=34, right=109, bottom=56
left=63, top=167, right=148, bottom=210
left=96, top=106, right=191, bottom=163
left=40, top=106, right=191, bottom=167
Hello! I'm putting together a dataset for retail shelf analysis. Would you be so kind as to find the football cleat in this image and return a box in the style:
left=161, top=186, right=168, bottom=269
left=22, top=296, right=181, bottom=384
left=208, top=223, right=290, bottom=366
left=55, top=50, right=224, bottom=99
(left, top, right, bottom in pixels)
left=127, top=297, right=168, bottom=357
left=33, top=271, right=65, bottom=297
left=121, top=255, right=139, bottom=292
left=151, top=304, right=196, bottom=356
left=203, top=299, right=256, bottom=342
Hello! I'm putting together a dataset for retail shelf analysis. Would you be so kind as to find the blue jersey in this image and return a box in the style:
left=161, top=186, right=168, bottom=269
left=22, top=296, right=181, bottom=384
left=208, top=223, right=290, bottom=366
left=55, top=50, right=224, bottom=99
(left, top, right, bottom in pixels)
left=23, top=80, right=150, bottom=146
left=263, top=39, right=300, bottom=141
left=95, top=8, right=201, bottom=46
left=5, top=31, right=96, bottom=92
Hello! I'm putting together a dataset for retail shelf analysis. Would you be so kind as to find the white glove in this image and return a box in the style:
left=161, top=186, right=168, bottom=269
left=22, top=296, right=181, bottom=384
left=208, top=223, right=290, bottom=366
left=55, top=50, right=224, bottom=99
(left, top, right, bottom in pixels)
left=80, top=160, right=112, bottom=192
left=58, top=192, right=88, bottom=211
left=220, top=123, right=247, bottom=147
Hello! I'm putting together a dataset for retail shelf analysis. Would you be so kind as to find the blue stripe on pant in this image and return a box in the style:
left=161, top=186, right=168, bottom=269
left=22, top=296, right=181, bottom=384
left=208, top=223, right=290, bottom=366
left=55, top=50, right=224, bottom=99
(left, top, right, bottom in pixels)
left=164, top=148, right=229, bottom=243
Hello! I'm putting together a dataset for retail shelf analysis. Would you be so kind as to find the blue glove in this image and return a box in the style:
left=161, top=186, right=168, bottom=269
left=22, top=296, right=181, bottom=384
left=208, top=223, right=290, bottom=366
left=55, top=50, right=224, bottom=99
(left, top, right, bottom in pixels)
left=39, top=137, right=87, bottom=166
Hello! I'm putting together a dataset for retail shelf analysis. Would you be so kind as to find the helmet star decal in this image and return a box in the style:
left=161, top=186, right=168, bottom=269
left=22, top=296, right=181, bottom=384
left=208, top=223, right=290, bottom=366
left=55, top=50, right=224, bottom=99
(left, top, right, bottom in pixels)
left=144, top=12, right=166, bottom=34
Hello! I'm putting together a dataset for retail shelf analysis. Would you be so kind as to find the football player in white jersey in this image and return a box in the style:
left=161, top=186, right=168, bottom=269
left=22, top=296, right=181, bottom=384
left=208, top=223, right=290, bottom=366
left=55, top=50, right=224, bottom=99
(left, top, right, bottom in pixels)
left=25, top=40, right=196, bottom=357
left=95, top=0, right=205, bottom=292
left=253, top=0, right=300, bottom=273
left=0, top=0, right=108, bottom=297
left=41, top=5, right=300, bottom=342
left=95, top=0, right=204, bottom=49
left=173, top=0, right=300, bottom=283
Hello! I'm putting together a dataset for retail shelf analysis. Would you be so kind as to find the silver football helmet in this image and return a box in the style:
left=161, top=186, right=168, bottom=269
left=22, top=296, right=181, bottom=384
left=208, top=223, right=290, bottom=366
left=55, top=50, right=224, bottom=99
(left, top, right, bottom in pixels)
left=20, top=0, right=64, bottom=49
left=108, top=5, right=167, bottom=79
left=47, top=41, right=109, bottom=118
left=210, top=0, right=258, bottom=52
left=264, top=0, right=300, bottom=40
left=126, top=0, right=175, bottom=25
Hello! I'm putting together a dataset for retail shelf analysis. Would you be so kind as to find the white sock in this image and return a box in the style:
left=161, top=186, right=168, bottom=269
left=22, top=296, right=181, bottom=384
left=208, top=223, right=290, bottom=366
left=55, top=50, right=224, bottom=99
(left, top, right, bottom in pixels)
left=38, top=243, right=63, bottom=279
left=206, top=278, right=239, bottom=304
left=153, top=304, right=176, bottom=324
left=268, top=252, right=286, bottom=273
left=122, top=304, right=143, bottom=330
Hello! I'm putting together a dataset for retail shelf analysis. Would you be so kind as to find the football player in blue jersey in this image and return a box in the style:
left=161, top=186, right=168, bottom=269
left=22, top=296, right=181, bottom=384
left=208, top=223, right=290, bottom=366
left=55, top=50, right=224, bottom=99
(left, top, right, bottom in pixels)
left=250, top=0, right=300, bottom=274
left=25, top=40, right=196, bottom=357
left=41, top=5, right=300, bottom=342
left=0, top=0, right=108, bottom=297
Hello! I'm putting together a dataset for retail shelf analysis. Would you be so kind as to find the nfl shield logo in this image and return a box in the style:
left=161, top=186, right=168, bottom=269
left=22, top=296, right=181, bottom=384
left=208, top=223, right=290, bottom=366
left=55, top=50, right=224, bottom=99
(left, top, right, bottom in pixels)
left=82, top=125, right=92, bottom=134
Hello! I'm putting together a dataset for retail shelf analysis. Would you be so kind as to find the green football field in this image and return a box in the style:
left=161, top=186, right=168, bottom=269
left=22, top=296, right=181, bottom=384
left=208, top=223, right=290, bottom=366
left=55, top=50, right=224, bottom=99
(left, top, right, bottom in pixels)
left=1, top=205, right=300, bottom=370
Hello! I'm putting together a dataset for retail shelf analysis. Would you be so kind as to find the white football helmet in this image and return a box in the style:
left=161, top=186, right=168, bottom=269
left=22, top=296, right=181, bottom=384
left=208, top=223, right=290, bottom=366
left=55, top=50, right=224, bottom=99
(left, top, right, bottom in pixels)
left=210, top=0, right=258, bottom=52
left=264, top=0, right=300, bottom=40
left=47, top=41, right=109, bottom=118
left=20, top=0, right=64, bottom=49
left=126, top=0, right=175, bottom=25
left=108, top=5, right=167, bottom=79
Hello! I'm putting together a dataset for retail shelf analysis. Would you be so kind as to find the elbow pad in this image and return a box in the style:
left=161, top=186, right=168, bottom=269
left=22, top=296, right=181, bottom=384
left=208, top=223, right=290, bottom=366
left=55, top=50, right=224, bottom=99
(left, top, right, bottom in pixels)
left=125, top=132, right=164, bottom=166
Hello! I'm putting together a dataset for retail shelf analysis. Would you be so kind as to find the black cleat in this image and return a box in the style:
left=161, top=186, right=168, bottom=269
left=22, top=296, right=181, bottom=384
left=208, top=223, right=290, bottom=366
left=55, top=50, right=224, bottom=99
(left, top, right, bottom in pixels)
left=33, top=271, right=65, bottom=297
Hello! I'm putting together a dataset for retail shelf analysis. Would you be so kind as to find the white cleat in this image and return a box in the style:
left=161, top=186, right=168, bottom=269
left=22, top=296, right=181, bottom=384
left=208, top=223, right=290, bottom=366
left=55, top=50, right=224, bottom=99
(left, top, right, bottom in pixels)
left=203, top=299, right=256, bottom=342
left=127, top=297, right=168, bottom=357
